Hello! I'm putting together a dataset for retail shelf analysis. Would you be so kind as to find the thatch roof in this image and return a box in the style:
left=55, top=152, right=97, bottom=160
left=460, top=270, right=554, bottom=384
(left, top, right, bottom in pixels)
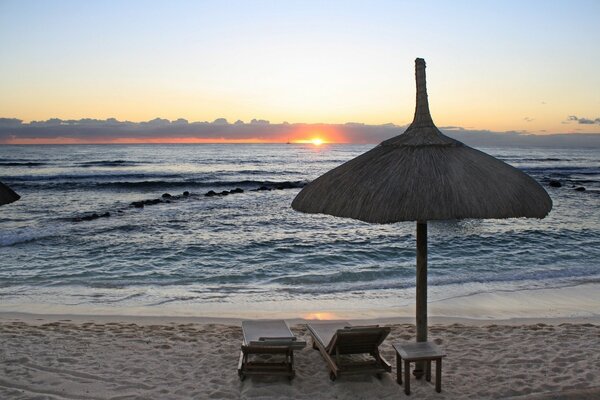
left=292, top=58, right=552, bottom=223
left=0, top=181, right=20, bottom=206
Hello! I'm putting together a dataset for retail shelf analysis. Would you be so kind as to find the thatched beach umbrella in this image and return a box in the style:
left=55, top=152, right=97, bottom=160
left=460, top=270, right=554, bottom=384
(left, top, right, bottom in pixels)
left=0, top=181, right=20, bottom=206
left=292, top=58, right=552, bottom=375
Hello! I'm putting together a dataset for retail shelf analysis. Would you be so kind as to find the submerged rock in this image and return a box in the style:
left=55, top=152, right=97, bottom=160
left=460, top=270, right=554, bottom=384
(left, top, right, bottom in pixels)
left=131, top=201, right=144, bottom=208
left=230, top=188, right=244, bottom=194
left=162, top=193, right=172, bottom=198
left=83, top=213, right=99, bottom=221
left=76, top=211, right=110, bottom=222
left=548, top=180, right=562, bottom=188
left=574, top=186, right=586, bottom=192
left=205, top=190, right=217, bottom=197
left=183, top=191, right=190, bottom=196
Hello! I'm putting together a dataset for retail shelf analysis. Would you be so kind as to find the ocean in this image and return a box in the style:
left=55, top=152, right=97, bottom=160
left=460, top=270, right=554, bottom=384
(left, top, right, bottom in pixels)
left=1, top=144, right=599, bottom=318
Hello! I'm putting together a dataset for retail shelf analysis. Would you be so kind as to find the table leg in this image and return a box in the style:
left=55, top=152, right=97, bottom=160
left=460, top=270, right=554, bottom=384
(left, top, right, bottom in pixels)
left=397, top=354, right=402, bottom=384
left=404, top=360, right=411, bottom=395
left=426, top=360, right=431, bottom=382
left=436, top=358, right=442, bottom=393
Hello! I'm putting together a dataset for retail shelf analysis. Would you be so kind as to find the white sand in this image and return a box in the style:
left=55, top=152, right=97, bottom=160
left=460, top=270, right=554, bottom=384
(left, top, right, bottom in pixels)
left=1, top=314, right=599, bottom=399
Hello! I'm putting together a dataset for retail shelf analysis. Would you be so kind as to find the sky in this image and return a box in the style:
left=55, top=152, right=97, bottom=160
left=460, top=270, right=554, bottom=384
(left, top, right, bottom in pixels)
left=1, top=0, right=599, bottom=144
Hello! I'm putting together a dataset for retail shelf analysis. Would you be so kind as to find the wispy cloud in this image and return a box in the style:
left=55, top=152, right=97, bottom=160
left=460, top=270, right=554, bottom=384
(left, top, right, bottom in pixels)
left=566, top=115, right=600, bottom=125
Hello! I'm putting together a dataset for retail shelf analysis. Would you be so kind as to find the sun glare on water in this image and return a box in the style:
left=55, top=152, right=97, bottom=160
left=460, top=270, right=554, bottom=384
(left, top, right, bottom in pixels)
left=304, top=312, right=338, bottom=320
left=311, top=138, right=323, bottom=146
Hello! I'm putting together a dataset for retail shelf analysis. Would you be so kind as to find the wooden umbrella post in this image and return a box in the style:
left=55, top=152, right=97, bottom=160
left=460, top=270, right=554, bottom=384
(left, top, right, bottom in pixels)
left=414, top=220, right=428, bottom=379
left=291, top=57, right=553, bottom=380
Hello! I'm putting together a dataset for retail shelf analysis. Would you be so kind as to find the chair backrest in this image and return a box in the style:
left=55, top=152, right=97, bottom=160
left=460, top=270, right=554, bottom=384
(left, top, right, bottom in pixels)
left=326, top=326, right=391, bottom=355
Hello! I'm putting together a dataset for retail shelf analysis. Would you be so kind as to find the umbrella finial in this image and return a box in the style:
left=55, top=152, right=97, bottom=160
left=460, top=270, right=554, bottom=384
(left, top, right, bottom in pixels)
left=412, top=58, right=434, bottom=128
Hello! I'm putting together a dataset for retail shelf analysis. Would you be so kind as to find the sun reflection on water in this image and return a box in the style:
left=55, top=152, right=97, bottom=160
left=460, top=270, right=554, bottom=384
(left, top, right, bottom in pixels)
left=304, top=312, right=338, bottom=320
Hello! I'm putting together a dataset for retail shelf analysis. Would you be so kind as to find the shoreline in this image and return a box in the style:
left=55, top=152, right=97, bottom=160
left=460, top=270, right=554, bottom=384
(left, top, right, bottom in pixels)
left=2, top=311, right=600, bottom=327
left=2, top=281, right=599, bottom=324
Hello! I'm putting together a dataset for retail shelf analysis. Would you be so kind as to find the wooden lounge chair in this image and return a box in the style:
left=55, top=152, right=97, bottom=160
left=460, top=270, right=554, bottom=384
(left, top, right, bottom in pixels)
left=238, top=320, right=306, bottom=381
left=306, top=321, right=391, bottom=381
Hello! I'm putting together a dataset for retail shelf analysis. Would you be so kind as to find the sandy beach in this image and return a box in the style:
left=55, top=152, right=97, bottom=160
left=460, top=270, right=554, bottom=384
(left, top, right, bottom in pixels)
left=1, top=313, right=599, bottom=400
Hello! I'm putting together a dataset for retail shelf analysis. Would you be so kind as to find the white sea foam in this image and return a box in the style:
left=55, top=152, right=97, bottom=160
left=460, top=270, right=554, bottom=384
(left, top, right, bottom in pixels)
left=0, top=225, right=63, bottom=247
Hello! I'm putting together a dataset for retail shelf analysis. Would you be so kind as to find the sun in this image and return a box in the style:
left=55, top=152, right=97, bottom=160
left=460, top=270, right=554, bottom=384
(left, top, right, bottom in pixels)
left=292, top=136, right=329, bottom=145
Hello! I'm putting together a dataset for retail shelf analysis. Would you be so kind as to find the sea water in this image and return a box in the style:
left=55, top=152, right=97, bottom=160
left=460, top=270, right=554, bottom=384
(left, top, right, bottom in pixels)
left=1, top=144, right=599, bottom=318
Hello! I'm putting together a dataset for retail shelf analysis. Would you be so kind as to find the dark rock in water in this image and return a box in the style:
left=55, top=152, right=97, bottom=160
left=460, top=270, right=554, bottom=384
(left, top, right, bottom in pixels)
left=165, top=200, right=171, bottom=203
left=230, top=188, right=244, bottom=194
left=81, top=213, right=99, bottom=221
left=257, top=186, right=270, bottom=191
left=131, top=201, right=145, bottom=208
left=162, top=193, right=172, bottom=198
left=277, top=181, right=304, bottom=189
left=548, top=180, right=562, bottom=188
left=205, top=190, right=217, bottom=197
left=220, top=191, right=229, bottom=195
left=574, top=186, right=586, bottom=192
left=77, top=211, right=110, bottom=222
left=144, top=199, right=161, bottom=205
left=183, top=191, right=190, bottom=196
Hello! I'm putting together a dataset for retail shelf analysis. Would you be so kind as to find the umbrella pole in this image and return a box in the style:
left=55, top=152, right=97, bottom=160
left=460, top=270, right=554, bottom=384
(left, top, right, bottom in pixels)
left=414, top=220, right=428, bottom=379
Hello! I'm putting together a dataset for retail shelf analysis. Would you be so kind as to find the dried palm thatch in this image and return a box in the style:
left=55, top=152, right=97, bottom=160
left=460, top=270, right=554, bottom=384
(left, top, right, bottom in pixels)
left=292, top=59, right=552, bottom=223
left=0, top=181, right=20, bottom=206
left=292, top=58, right=552, bottom=378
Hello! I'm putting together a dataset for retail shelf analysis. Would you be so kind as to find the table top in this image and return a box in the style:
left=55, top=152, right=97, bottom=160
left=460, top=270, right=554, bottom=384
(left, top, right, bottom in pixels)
left=393, top=341, right=446, bottom=360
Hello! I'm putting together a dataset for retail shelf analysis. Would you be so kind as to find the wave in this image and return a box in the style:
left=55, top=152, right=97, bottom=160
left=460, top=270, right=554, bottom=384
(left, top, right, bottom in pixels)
left=0, top=161, right=47, bottom=166
left=5, top=173, right=184, bottom=182
left=13, top=179, right=308, bottom=190
left=106, top=179, right=308, bottom=189
left=275, top=264, right=600, bottom=295
left=500, top=157, right=568, bottom=162
left=76, top=160, right=145, bottom=167
left=521, top=166, right=600, bottom=174
left=0, top=225, right=63, bottom=247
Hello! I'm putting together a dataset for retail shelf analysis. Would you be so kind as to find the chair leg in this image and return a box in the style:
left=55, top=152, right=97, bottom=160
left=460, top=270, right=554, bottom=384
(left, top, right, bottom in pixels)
left=237, top=351, right=245, bottom=380
left=436, top=358, right=442, bottom=393
left=404, top=360, right=411, bottom=395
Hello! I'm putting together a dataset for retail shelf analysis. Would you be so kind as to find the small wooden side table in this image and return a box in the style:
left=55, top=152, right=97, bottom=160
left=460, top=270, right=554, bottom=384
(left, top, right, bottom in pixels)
left=393, top=342, right=446, bottom=395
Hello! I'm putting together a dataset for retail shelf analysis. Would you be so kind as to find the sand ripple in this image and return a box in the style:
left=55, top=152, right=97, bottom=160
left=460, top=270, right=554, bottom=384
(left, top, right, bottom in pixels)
left=1, top=321, right=599, bottom=399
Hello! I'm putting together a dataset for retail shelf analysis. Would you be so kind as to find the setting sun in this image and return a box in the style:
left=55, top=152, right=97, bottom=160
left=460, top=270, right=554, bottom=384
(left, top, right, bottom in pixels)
left=293, top=136, right=331, bottom=145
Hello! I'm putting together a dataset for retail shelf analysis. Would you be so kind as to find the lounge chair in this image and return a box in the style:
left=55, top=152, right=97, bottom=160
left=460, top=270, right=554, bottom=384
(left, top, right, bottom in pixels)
left=238, top=320, right=306, bottom=381
left=306, top=321, right=391, bottom=381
